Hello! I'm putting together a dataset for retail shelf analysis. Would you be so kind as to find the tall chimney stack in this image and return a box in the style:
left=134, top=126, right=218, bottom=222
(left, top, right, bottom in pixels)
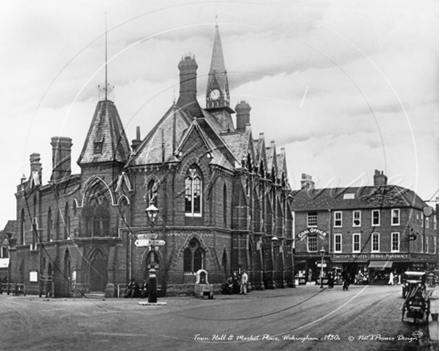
left=51, top=137, right=72, bottom=181
left=176, top=55, right=202, bottom=116
left=131, top=126, right=142, bottom=151
left=373, top=169, right=388, bottom=186
left=235, top=100, right=251, bottom=132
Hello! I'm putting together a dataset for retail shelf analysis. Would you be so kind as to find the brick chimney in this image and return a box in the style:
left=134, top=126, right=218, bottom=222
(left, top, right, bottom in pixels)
left=50, top=137, right=72, bottom=181
left=301, top=173, right=315, bottom=190
left=235, top=100, right=251, bottom=132
left=131, top=126, right=142, bottom=151
left=176, top=55, right=202, bottom=116
left=373, top=169, right=388, bottom=186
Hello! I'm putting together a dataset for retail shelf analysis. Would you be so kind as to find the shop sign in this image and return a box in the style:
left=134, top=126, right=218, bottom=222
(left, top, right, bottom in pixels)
left=297, top=228, right=328, bottom=241
left=332, top=253, right=409, bottom=261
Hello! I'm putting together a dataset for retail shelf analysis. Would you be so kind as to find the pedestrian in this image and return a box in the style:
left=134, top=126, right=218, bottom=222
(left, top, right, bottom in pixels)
left=240, top=270, right=248, bottom=295
left=342, top=271, right=350, bottom=291
left=124, top=278, right=139, bottom=298
left=232, top=271, right=240, bottom=294
left=388, top=271, right=394, bottom=285
left=140, top=279, right=149, bottom=298
left=327, top=270, right=334, bottom=289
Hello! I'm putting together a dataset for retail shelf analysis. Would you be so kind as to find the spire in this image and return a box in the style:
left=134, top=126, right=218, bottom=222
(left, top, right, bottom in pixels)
left=77, top=100, right=130, bottom=166
left=206, top=24, right=231, bottom=109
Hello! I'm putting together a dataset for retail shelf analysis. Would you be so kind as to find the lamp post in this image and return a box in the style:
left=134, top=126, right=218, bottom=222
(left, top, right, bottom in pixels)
left=320, top=247, right=325, bottom=288
left=145, top=203, right=159, bottom=303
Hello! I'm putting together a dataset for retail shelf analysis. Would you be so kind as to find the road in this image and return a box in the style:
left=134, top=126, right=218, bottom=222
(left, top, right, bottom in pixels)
left=0, top=284, right=436, bottom=351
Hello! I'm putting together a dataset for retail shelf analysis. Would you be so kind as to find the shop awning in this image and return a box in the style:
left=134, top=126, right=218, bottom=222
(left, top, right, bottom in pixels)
left=368, top=261, right=393, bottom=269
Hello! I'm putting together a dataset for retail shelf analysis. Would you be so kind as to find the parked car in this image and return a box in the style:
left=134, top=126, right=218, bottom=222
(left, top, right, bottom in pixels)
left=401, top=271, right=426, bottom=298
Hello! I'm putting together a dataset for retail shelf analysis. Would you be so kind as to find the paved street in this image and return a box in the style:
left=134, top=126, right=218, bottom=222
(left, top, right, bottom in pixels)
left=0, top=284, right=437, bottom=351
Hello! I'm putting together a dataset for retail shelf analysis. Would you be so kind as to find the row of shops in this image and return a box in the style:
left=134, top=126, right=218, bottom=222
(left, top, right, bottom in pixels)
left=295, top=253, right=438, bottom=285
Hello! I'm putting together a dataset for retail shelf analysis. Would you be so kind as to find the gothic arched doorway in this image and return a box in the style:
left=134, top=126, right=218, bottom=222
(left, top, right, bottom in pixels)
left=89, top=250, right=108, bottom=292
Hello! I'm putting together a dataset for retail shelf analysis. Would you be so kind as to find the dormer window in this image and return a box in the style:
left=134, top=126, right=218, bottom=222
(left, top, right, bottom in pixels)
left=94, top=142, right=103, bottom=154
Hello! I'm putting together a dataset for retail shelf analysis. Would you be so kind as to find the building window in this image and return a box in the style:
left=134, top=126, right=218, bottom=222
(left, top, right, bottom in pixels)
left=185, top=166, right=202, bottom=217
left=434, top=237, right=437, bottom=254
left=64, top=202, right=70, bottom=240
left=426, top=236, right=429, bottom=253
left=0, top=246, right=7, bottom=258
left=183, top=238, right=205, bottom=274
left=147, top=180, right=157, bottom=206
left=391, top=209, right=400, bottom=225
left=372, top=210, right=380, bottom=226
left=307, top=237, right=318, bottom=252
left=353, top=210, right=361, bottom=227
left=21, top=209, right=25, bottom=245
left=47, top=207, right=52, bottom=242
left=334, top=211, right=342, bottom=227
left=334, top=234, right=342, bottom=253
left=94, top=142, right=103, bottom=154
left=223, top=184, right=227, bottom=227
left=371, top=232, right=380, bottom=252
left=421, top=235, right=424, bottom=253
left=426, top=217, right=429, bottom=229
left=307, top=212, right=318, bottom=227
left=434, top=216, right=437, bottom=230
left=353, top=233, right=361, bottom=253
left=82, top=182, right=111, bottom=237
left=391, top=232, right=400, bottom=252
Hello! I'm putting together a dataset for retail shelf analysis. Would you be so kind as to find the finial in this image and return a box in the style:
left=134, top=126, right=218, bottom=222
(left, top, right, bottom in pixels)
left=105, top=12, right=108, bottom=100
left=215, top=13, right=218, bottom=27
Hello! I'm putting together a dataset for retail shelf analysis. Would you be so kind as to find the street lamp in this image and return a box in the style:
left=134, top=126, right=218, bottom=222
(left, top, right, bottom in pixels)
left=320, top=247, right=325, bottom=288
left=145, top=203, right=159, bottom=303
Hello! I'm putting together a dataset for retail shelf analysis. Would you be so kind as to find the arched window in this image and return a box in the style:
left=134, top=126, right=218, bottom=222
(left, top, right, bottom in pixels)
left=223, top=184, right=227, bottom=227
left=82, top=182, right=111, bottom=237
left=185, top=166, right=202, bottom=216
left=183, top=238, right=205, bottom=274
left=64, top=202, right=70, bottom=240
left=47, top=207, right=52, bottom=242
left=21, top=209, right=25, bottom=245
left=118, top=197, right=129, bottom=229
left=147, top=180, right=157, bottom=206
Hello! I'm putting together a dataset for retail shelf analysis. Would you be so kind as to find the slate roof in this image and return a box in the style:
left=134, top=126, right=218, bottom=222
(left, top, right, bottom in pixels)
left=290, top=185, right=428, bottom=211
left=126, top=104, right=191, bottom=166
left=78, top=100, right=130, bottom=165
left=3, top=220, right=16, bottom=234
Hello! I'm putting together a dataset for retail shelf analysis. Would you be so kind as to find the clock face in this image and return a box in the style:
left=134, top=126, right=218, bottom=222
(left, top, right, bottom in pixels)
left=210, top=89, right=220, bottom=100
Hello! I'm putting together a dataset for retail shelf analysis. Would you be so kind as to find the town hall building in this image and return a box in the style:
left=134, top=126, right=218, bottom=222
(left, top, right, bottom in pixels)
left=8, top=25, right=294, bottom=297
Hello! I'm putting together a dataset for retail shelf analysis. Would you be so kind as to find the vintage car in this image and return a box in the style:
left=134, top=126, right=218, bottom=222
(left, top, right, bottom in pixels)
left=401, top=271, right=426, bottom=299
left=401, top=271, right=429, bottom=323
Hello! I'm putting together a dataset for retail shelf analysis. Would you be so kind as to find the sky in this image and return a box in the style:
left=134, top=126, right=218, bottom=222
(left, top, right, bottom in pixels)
left=0, top=0, right=438, bottom=228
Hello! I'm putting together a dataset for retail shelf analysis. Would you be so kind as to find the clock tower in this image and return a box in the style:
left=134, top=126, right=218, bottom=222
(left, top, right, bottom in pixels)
left=206, top=24, right=235, bottom=131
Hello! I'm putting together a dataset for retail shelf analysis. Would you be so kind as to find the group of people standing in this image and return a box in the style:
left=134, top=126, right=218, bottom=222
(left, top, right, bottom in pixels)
left=222, top=270, right=248, bottom=295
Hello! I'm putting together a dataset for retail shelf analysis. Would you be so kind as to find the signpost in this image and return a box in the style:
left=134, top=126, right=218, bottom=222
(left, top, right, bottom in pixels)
left=137, top=234, right=158, bottom=240
left=134, top=239, right=166, bottom=247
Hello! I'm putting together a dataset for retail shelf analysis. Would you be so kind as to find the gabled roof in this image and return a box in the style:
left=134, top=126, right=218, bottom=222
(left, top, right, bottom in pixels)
left=290, top=185, right=429, bottom=211
left=175, top=118, right=235, bottom=171
left=266, top=141, right=278, bottom=177
left=221, top=124, right=254, bottom=167
left=78, top=100, right=130, bottom=165
left=254, top=133, right=267, bottom=174
left=126, top=104, right=191, bottom=166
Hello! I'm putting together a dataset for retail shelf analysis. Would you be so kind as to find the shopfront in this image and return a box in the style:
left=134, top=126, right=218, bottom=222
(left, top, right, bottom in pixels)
left=331, top=253, right=436, bottom=285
